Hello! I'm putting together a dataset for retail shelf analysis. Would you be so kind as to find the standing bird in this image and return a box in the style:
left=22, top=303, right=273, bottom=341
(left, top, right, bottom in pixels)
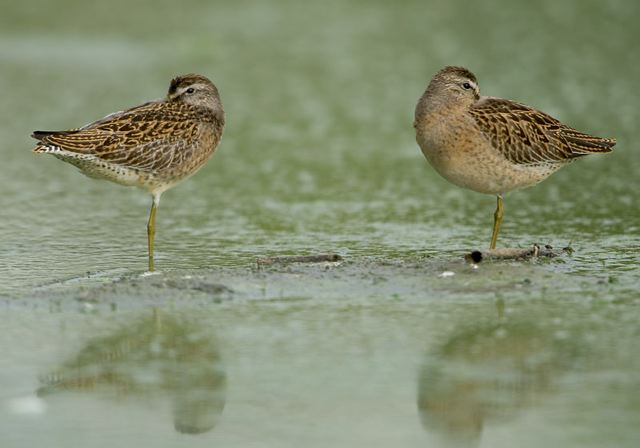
left=414, top=66, right=615, bottom=249
left=32, top=74, right=225, bottom=271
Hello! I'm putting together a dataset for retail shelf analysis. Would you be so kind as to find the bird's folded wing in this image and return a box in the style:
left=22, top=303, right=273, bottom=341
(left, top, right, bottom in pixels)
left=32, top=102, right=201, bottom=172
left=470, top=97, right=615, bottom=165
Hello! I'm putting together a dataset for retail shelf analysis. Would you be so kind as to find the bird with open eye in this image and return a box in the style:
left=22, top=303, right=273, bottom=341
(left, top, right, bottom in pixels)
left=414, top=66, right=615, bottom=249
left=32, top=74, right=225, bottom=272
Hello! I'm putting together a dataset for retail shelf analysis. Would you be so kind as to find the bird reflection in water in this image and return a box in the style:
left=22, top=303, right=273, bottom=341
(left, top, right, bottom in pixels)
left=417, top=300, right=579, bottom=447
left=37, top=309, right=226, bottom=435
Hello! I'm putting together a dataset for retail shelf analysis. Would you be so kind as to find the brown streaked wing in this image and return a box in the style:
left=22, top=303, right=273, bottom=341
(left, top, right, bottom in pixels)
left=37, top=102, right=205, bottom=172
left=469, top=97, right=615, bottom=165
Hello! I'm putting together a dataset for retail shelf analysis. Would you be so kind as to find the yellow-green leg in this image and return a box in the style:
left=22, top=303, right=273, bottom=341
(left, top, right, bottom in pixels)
left=147, top=194, right=161, bottom=272
left=490, top=194, right=504, bottom=249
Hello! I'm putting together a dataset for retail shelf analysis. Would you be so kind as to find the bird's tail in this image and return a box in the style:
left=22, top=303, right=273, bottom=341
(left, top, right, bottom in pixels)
left=565, top=130, right=616, bottom=155
left=31, top=130, right=74, bottom=153
left=32, top=130, right=76, bottom=140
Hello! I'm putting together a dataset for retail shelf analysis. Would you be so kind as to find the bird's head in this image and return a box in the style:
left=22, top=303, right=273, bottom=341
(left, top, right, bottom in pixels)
left=167, top=74, right=223, bottom=114
left=419, top=66, right=480, bottom=114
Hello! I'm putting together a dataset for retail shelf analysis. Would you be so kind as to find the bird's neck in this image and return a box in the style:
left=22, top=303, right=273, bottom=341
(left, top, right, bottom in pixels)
left=415, top=89, right=469, bottom=126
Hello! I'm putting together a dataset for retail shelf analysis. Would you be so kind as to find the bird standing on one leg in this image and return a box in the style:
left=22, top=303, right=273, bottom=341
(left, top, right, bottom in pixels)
left=414, top=66, right=615, bottom=249
left=32, top=74, right=225, bottom=271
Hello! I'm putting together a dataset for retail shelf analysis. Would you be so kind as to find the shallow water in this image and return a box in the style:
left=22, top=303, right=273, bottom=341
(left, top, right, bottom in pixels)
left=1, top=0, right=639, bottom=447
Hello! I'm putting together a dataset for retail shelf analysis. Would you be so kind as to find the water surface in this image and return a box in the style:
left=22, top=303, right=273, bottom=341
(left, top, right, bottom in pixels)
left=1, top=1, right=639, bottom=447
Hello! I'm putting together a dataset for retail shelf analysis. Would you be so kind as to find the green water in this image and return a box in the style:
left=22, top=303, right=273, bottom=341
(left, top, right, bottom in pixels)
left=1, top=0, right=639, bottom=446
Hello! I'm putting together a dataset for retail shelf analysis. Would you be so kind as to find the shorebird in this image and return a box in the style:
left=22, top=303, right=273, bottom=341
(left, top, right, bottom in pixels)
left=32, top=74, right=225, bottom=271
left=414, top=66, right=615, bottom=249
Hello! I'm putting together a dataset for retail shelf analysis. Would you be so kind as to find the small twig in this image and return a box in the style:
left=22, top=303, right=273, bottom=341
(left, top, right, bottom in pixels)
left=465, top=244, right=565, bottom=263
left=256, top=253, right=343, bottom=267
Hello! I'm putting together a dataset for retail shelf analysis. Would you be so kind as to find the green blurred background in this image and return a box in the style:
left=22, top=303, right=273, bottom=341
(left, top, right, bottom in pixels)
left=0, top=2, right=639, bottom=446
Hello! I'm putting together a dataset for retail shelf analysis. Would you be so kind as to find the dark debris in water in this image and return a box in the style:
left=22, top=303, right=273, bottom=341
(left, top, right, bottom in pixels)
left=256, top=253, right=343, bottom=268
left=465, top=244, right=573, bottom=263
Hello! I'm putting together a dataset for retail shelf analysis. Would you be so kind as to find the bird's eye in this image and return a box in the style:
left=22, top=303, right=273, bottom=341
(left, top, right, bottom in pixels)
left=186, top=87, right=195, bottom=94
left=462, top=82, right=472, bottom=90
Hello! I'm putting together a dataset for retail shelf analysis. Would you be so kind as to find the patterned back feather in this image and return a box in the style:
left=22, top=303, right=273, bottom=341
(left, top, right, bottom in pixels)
left=32, top=101, right=223, bottom=174
left=470, top=98, right=615, bottom=166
